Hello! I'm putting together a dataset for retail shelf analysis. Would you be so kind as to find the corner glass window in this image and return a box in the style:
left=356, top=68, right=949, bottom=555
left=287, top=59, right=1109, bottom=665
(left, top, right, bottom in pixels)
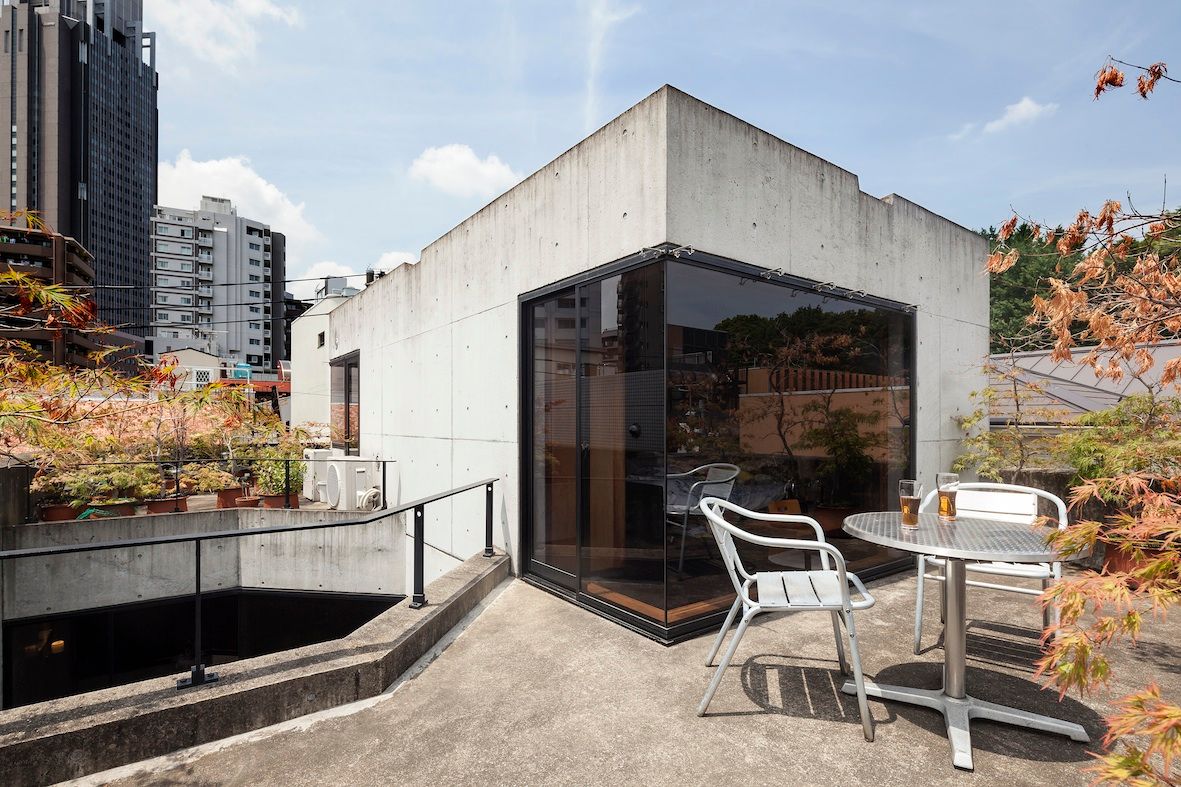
left=330, top=353, right=361, bottom=455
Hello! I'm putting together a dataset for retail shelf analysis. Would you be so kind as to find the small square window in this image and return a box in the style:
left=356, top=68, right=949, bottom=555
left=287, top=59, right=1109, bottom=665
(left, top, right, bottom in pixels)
left=317, top=331, right=325, bottom=348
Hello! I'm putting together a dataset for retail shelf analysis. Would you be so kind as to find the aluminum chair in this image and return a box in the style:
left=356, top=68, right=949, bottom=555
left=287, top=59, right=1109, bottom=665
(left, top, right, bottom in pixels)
left=696, top=497, right=876, bottom=741
left=667, top=463, right=739, bottom=572
left=912, top=482, right=1068, bottom=655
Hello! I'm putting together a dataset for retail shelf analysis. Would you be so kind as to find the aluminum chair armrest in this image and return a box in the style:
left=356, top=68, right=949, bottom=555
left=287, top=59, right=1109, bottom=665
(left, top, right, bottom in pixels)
left=846, top=571, right=875, bottom=609
left=697, top=498, right=826, bottom=542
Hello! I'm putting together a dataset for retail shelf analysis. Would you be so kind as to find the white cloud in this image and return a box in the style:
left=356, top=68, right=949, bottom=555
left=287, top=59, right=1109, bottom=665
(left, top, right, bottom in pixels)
left=147, top=0, right=300, bottom=72
left=375, top=251, right=418, bottom=271
left=408, top=144, right=522, bottom=199
left=583, top=0, right=640, bottom=133
left=158, top=149, right=323, bottom=287
left=982, top=96, right=1058, bottom=134
left=290, top=261, right=361, bottom=301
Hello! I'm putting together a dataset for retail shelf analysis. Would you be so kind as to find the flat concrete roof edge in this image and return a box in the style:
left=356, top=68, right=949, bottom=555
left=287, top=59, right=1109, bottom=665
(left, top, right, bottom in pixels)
left=0, top=553, right=511, bottom=786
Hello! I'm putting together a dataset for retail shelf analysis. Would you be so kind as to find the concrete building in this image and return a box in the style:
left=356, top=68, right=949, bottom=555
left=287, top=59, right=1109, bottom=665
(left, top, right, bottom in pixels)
left=148, top=197, right=287, bottom=373
left=0, top=0, right=157, bottom=337
left=292, top=86, right=989, bottom=641
left=0, top=221, right=96, bottom=363
left=289, top=292, right=351, bottom=431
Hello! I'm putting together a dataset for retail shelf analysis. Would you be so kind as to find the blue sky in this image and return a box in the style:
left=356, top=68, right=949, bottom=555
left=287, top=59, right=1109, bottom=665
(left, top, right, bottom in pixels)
left=146, top=1, right=1181, bottom=298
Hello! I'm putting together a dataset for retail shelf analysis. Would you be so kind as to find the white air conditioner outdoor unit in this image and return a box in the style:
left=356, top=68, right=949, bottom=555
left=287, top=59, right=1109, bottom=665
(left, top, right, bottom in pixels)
left=302, top=448, right=331, bottom=502
left=324, top=457, right=381, bottom=510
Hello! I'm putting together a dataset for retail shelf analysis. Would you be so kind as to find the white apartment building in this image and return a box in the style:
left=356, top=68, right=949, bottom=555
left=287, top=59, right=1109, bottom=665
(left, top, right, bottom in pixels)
left=149, top=196, right=287, bottom=371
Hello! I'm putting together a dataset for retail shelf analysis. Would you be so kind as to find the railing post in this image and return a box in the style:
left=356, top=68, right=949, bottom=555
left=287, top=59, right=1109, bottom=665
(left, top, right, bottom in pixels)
left=24, top=464, right=33, bottom=523
left=173, top=460, right=182, bottom=513
left=284, top=459, right=291, bottom=509
left=483, top=483, right=494, bottom=558
left=409, top=504, right=426, bottom=608
left=381, top=461, right=387, bottom=510
left=178, top=539, right=219, bottom=689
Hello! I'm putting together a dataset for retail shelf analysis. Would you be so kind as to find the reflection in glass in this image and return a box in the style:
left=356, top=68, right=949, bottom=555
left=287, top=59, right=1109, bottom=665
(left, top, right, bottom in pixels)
left=579, top=265, right=667, bottom=622
left=330, top=354, right=360, bottom=455
left=666, top=262, right=911, bottom=616
left=529, top=293, right=579, bottom=577
left=522, top=255, right=915, bottom=637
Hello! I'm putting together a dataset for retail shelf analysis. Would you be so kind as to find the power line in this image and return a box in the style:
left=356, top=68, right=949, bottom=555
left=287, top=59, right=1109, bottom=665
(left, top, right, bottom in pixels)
left=71, top=271, right=378, bottom=292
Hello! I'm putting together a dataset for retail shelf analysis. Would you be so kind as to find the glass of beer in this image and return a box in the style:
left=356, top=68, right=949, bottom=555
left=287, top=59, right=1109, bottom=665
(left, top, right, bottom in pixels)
left=899, top=479, right=922, bottom=528
left=937, top=473, right=959, bottom=521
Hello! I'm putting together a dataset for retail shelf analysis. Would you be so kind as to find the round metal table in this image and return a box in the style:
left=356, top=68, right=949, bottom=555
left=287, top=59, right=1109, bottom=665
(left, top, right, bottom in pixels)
left=839, top=512, right=1089, bottom=771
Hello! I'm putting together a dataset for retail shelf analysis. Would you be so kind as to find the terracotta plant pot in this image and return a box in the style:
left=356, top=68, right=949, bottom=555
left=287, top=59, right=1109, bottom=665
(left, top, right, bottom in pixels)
left=216, top=488, right=241, bottom=509
left=261, top=493, right=299, bottom=509
left=235, top=496, right=261, bottom=508
left=89, top=502, right=136, bottom=517
left=38, top=503, right=81, bottom=522
left=1103, top=543, right=1166, bottom=586
left=145, top=497, right=189, bottom=514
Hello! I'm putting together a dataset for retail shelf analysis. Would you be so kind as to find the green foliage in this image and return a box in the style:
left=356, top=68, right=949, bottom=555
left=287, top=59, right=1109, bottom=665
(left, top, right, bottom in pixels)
left=58, top=461, right=163, bottom=506
left=983, top=223, right=1075, bottom=353
left=180, top=463, right=238, bottom=493
left=1058, top=394, right=1181, bottom=488
left=252, top=447, right=307, bottom=496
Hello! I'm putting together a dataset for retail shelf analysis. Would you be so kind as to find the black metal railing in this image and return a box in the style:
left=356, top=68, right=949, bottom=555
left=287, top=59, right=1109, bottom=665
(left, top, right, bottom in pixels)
left=0, top=477, right=498, bottom=693
left=18, top=456, right=392, bottom=519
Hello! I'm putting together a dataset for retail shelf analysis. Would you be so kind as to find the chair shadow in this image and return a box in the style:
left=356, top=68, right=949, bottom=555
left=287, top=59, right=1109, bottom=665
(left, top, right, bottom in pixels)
left=870, top=661, right=1103, bottom=764
left=704, top=654, right=865, bottom=732
left=917, top=619, right=1046, bottom=672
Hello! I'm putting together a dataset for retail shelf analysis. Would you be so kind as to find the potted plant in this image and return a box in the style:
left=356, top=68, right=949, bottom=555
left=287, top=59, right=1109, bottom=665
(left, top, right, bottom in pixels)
left=255, top=451, right=306, bottom=509
left=30, top=468, right=81, bottom=521
left=64, top=462, right=161, bottom=517
left=182, top=463, right=240, bottom=509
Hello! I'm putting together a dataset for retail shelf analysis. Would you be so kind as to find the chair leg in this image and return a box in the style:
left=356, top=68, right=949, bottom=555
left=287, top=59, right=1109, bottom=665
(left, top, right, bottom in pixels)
left=698, top=609, right=755, bottom=717
left=706, top=597, right=742, bottom=667
left=913, top=555, right=926, bottom=655
left=831, top=611, right=849, bottom=675
left=843, top=609, right=874, bottom=742
left=678, top=522, right=688, bottom=574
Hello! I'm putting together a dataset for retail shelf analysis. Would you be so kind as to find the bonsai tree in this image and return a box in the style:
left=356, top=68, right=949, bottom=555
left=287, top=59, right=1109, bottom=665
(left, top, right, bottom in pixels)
left=61, top=461, right=162, bottom=508
left=181, top=463, right=239, bottom=494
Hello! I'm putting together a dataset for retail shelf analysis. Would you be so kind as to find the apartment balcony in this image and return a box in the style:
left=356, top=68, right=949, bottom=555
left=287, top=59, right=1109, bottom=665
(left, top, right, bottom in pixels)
left=263, top=251, right=271, bottom=261
left=197, top=286, right=213, bottom=297
left=197, top=301, right=213, bottom=314
left=197, top=266, right=214, bottom=280
left=196, top=234, right=213, bottom=247
left=197, top=252, right=213, bottom=263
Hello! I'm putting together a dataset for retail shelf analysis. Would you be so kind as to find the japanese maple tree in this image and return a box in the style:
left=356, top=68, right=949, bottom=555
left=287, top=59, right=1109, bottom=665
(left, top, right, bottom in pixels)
left=988, top=57, right=1180, bottom=785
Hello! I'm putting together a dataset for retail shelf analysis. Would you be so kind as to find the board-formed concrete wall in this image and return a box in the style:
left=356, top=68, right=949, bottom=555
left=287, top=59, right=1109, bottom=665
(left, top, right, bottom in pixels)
left=0, top=508, right=400, bottom=622
left=302, top=85, right=987, bottom=585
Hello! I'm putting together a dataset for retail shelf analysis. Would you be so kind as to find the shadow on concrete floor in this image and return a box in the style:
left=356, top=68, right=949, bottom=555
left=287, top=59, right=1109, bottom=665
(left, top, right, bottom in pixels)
left=727, top=650, right=1103, bottom=766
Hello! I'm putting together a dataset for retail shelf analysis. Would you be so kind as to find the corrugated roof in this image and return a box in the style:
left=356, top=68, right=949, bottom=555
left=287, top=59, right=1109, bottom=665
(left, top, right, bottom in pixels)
left=988, top=340, right=1181, bottom=423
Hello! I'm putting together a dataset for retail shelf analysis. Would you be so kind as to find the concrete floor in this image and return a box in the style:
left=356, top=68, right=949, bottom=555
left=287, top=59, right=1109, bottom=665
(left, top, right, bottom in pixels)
left=104, top=572, right=1179, bottom=786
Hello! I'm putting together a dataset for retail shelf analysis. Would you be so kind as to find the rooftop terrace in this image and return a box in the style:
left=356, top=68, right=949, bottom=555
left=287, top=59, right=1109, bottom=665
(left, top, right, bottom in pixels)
left=93, top=571, right=1178, bottom=786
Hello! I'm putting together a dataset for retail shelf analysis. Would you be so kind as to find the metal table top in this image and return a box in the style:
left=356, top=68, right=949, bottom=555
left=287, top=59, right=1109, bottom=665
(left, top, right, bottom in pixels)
left=843, top=512, right=1060, bottom=563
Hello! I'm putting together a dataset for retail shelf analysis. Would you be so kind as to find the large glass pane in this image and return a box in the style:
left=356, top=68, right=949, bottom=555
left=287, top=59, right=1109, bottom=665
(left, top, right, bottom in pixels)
left=665, top=262, right=911, bottom=614
left=347, top=361, right=360, bottom=455
left=580, top=264, right=667, bottom=623
left=528, top=293, right=579, bottom=578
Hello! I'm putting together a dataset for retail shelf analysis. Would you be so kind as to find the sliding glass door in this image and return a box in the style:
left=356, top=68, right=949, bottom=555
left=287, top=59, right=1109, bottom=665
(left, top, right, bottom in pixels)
left=578, top=266, right=667, bottom=624
left=526, top=291, right=579, bottom=587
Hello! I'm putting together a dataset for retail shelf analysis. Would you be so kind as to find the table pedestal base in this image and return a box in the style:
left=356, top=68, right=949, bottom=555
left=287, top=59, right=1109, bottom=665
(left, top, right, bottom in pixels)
left=840, top=679, right=1089, bottom=770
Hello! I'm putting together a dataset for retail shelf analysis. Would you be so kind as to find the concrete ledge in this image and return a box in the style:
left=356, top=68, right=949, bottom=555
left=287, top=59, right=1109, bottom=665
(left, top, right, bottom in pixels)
left=0, top=553, right=510, bottom=786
